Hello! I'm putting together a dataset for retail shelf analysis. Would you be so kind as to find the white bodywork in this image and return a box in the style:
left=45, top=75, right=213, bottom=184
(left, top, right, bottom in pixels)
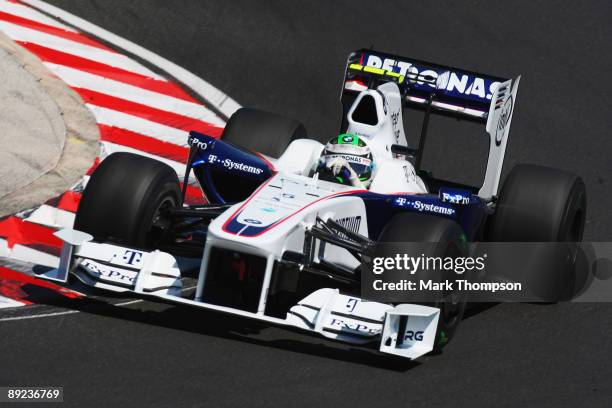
left=273, top=81, right=428, bottom=195
left=35, top=82, right=467, bottom=361
left=479, top=77, right=521, bottom=199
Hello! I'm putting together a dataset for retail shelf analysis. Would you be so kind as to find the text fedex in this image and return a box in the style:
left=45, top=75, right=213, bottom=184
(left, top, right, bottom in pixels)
left=365, top=55, right=500, bottom=101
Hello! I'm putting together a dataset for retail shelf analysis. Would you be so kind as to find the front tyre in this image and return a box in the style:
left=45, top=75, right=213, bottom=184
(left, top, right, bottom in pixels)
left=375, top=213, right=468, bottom=353
left=74, top=152, right=182, bottom=249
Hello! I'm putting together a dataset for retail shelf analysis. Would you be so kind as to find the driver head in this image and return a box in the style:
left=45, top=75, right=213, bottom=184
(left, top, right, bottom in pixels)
left=320, top=133, right=374, bottom=187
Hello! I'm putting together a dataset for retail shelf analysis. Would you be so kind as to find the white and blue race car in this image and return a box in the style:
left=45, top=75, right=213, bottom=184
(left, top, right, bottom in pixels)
left=38, top=49, right=586, bottom=360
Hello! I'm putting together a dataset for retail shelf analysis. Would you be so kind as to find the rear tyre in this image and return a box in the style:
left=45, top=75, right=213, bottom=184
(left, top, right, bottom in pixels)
left=486, top=164, right=587, bottom=301
left=375, top=213, right=468, bottom=353
left=487, top=164, right=586, bottom=242
left=74, top=152, right=181, bottom=249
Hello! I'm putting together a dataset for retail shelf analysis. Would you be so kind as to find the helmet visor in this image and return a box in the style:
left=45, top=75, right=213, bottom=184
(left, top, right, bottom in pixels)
left=324, top=154, right=372, bottom=179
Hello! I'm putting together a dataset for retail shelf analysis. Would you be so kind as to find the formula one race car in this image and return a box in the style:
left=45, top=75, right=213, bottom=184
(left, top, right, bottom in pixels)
left=38, top=49, right=586, bottom=360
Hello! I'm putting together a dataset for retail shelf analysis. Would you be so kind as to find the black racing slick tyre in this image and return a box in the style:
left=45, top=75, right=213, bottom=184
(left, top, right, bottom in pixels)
left=221, top=107, right=307, bottom=159
left=74, top=152, right=182, bottom=249
left=210, top=107, right=307, bottom=202
left=374, top=213, right=468, bottom=354
left=485, top=164, right=587, bottom=301
left=487, top=164, right=587, bottom=242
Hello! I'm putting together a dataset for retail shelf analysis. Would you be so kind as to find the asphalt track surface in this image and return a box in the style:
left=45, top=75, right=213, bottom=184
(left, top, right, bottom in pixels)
left=2, top=1, right=612, bottom=407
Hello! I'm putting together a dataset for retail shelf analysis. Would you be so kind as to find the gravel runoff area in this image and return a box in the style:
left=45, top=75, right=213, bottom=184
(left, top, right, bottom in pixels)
left=0, top=31, right=98, bottom=217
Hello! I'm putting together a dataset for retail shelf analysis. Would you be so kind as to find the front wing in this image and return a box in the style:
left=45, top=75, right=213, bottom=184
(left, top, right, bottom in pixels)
left=37, top=229, right=441, bottom=360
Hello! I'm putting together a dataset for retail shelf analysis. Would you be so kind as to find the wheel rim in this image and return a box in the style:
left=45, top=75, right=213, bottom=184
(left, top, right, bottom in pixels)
left=440, top=242, right=465, bottom=327
left=146, top=196, right=177, bottom=246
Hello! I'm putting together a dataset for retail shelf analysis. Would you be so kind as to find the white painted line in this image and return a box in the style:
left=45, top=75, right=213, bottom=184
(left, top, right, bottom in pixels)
left=0, top=295, right=25, bottom=309
left=0, top=0, right=77, bottom=32
left=86, top=104, right=190, bottom=146
left=0, top=286, right=197, bottom=322
left=21, top=0, right=241, bottom=119
left=25, top=204, right=75, bottom=230
left=45, top=63, right=225, bottom=126
left=0, top=309, right=79, bottom=321
left=0, top=20, right=164, bottom=79
left=0, top=237, right=9, bottom=259
left=0, top=299, right=142, bottom=322
left=1, top=235, right=60, bottom=269
left=10, top=244, right=59, bottom=268
left=80, top=175, right=90, bottom=189
left=1, top=238, right=59, bottom=269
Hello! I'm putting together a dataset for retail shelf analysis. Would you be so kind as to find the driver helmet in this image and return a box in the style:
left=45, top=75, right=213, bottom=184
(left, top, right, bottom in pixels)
left=320, top=133, right=374, bottom=186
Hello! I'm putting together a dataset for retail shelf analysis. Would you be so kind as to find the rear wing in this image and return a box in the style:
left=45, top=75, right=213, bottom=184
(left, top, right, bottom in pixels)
left=342, top=49, right=520, bottom=199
